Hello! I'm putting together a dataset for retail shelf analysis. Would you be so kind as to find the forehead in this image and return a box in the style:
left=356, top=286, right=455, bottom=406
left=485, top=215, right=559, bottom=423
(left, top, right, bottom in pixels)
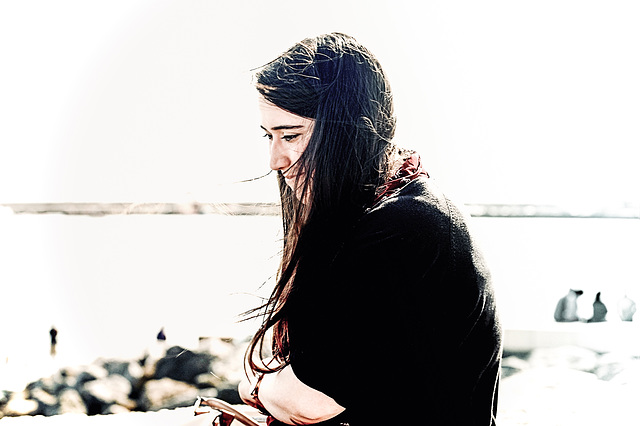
left=258, top=97, right=314, bottom=130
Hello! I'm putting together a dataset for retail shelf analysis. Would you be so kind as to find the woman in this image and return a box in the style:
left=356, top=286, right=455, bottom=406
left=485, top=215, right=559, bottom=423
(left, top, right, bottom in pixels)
left=238, top=33, right=502, bottom=425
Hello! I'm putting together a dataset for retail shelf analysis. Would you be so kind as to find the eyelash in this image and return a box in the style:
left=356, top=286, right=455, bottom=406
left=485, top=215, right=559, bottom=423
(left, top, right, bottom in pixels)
left=263, top=133, right=300, bottom=142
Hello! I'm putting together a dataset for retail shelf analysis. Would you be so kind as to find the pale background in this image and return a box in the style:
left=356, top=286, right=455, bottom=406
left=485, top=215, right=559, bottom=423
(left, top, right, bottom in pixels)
left=1, top=0, right=639, bottom=389
left=1, top=0, right=638, bottom=205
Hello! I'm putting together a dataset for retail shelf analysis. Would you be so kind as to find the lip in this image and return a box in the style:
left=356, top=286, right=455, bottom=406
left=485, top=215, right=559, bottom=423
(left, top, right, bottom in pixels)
left=283, top=174, right=299, bottom=191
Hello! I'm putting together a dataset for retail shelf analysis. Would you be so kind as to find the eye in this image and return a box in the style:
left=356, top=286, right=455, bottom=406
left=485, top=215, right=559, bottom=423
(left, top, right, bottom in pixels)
left=282, top=134, right=300, bottom=142
left=262, top=133, right=273, bottom=141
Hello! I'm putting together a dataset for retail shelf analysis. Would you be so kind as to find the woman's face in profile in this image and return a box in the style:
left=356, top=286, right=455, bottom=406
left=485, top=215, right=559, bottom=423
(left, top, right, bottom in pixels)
left=259, top=97, right=314, bottom=199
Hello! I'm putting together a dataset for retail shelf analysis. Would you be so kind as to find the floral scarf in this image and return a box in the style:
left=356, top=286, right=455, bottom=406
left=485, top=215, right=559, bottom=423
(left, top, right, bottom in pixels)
left=371, top=151, right=429, bottom=206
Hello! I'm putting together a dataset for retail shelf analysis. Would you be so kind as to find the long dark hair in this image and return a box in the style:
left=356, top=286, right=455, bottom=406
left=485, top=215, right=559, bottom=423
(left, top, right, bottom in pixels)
left=246, top=33, right=397, bottom=373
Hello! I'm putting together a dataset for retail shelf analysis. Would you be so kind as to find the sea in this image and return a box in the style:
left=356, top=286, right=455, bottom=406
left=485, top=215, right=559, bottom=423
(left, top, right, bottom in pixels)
left=1, top=210, right=639, bottom=390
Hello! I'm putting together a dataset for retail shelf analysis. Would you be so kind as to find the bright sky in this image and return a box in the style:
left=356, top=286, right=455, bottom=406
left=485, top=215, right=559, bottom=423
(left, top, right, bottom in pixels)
left=1, top=0, right=638, bottom=205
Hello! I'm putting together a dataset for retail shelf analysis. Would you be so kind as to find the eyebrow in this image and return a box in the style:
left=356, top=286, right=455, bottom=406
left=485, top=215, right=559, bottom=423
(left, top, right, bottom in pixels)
left=260, top=125, right=305, bottom=132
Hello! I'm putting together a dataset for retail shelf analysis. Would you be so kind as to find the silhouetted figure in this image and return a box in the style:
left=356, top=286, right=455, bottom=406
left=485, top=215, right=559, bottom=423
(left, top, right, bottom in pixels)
left=554, top=289, right=584, bottom=322
left=587, top=292, right=607, bottom=322
left=618, top=294, right=637, bottom=321
left=156, top=327, right=166, bottom=342
left=49, top=326, right=58, bottom=357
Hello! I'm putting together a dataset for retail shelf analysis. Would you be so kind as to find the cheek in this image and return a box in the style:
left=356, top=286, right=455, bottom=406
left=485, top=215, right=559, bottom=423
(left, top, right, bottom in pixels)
left=295, top=136, right=311, bottom=161
left=292, top=149, right=304, bottom=164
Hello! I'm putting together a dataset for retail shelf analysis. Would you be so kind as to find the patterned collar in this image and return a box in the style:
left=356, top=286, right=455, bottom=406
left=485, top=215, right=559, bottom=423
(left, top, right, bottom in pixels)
left=371, top=151, right=429, bottom=207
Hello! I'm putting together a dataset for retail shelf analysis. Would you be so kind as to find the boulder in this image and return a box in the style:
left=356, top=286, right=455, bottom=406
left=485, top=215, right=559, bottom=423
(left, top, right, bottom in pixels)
left=1, top=390, right=11, bottom=406
left=26, top=376, right=60, bottom=396
left=102, top=403, right=132, bottom=414
left=1, top=338, right=251, bottom=417
left=4, top=391, right=38, bottom=416
left=154, top=346, right=215, bottom=385
left=208, top=339, right=248, bottom=386
left=80, top=374, right=135, bottom=415
left=216, top=386, right=243, bottom=405
left=102, top=359, right=145, bottom=386
left=196, top=387, right=218, bottom=399
left=140, top=377, right=199, bottom=411
left=501, top=355, right=531, bottom=378
left=29, top=387, right=58, bottom=416
left=58, top=388, right=87, bottom=415
left=72, top=363, right=109, bottom=389
left=195, top=372, right=225, bottom=389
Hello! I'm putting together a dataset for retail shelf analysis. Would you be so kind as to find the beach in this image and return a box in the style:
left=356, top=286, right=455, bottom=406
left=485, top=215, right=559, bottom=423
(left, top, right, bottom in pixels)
left=1, top=213, right=637, bottom=364
left=2, top=344, right=640, bottom=425
left=1, top=212, right=639, bottom=424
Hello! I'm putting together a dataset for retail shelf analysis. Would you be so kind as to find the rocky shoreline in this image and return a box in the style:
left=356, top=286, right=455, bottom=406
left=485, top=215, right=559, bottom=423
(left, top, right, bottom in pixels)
left=0, top=337, right=248, bottom=419
left=2, top=343, right=640, bottom=425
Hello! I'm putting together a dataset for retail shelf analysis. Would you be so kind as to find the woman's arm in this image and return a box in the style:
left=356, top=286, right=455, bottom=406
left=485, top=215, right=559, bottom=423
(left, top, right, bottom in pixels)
left=238, top=364, right=345, bottom=425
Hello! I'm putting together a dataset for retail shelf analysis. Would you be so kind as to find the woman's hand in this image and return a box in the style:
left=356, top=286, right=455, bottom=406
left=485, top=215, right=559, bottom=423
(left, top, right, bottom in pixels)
left=238, top=363, right=345, bottom=425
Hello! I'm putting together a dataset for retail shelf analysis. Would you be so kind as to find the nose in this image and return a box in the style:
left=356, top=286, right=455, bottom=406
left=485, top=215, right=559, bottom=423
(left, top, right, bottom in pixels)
left=269, top=138, right=292, bottom=172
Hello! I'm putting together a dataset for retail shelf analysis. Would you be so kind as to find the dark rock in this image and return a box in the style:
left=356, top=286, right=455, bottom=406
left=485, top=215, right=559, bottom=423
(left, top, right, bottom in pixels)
left=3, top=338, right=250, bottom=417
left=196, top=387, right=219, bottom=399
left=79, top=388, right=106, bottom=416
left=154, top=346, right=215, bottom=385
left=73, top=364, right=108, bottom=389
left=82, top=375, right=135, bottom=408
left=102, top=359, right=144, bottom=387
left=80, top=374, right=134, bottom=415
left=29, top=387, right=58, bottom=416
left=102, top=359, right=131, bottom=376
left=216, top=386, right=243, bottom=405
left=195, top=371, right=227, bottom=390
left=1, top=389, right=11, bottom=406
left=26, top=374, right=69, bottom=397
left=501, top=355, right=531, bottom=379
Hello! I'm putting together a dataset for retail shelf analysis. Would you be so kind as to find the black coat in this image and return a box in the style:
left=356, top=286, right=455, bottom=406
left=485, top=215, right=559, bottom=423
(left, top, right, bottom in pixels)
left=287, top=176, right=502, bottom=425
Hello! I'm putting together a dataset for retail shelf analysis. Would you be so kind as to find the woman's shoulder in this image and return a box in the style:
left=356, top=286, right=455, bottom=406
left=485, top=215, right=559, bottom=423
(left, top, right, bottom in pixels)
left=364, top=176, right=461, bottom=229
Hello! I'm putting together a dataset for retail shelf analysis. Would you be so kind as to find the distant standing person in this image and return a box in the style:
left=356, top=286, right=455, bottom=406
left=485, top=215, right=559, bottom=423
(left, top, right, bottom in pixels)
left=554, top=289, right=583, bottom=322
left=618, top=294, right=636, bottom=321
left=49, top=326, right=58, bottom=357
left=588, top=292, right=608, bottom=323
left=156, top=327, right=166, bottom=342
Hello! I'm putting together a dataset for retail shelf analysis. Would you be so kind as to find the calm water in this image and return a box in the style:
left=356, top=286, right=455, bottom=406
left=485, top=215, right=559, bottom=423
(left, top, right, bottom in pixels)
left=1, top=212, right=639, bottom=388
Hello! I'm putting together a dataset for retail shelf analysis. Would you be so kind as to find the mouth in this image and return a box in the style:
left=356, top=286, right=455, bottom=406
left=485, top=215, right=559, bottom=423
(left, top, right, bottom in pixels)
left=282, top=170, right=297, bottom=181
left=283, top=174, right=300, bottom=193
left=284, top=175, right=297, bottom=186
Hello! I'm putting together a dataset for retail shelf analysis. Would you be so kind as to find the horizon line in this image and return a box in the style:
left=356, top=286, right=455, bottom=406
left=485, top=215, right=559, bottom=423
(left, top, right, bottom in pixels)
left=2, top=202, right=638, bottom=219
